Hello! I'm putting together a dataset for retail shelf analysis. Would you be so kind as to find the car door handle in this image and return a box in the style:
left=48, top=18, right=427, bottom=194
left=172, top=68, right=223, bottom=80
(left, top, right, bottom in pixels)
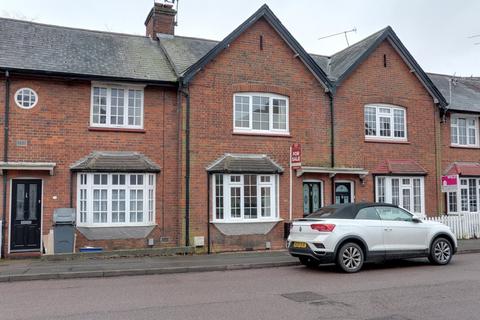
left=384, top=228, right=392, bottom=231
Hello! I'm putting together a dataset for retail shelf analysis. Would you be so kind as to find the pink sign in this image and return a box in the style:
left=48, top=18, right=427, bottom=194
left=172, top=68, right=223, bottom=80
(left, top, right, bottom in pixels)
left=441, top=175, right=458, bottom=192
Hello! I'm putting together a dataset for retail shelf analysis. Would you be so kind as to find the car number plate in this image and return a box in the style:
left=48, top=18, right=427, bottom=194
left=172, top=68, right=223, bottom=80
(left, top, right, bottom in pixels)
left=293, top=242, right=307, bottom=248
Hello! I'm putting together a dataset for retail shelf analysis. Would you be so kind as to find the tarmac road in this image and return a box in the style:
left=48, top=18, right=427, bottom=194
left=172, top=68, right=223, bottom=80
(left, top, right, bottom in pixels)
left=1, top=253, right=479, bottom=320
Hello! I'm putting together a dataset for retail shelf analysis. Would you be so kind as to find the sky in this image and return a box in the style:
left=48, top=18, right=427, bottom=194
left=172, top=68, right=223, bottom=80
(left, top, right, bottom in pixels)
left=1, top=0, right=479, bottom=76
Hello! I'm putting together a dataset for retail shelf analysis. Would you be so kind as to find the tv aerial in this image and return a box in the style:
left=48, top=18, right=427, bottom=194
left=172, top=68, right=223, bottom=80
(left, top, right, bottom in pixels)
left=318, top=28, right=357, bottom=46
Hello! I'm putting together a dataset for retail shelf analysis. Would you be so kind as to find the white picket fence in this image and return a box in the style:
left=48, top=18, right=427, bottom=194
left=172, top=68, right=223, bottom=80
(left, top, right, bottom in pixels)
left=424, top=213, right=480, bottom=240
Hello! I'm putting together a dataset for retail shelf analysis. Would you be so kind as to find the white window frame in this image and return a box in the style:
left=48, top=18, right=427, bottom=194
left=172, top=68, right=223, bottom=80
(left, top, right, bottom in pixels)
left=76, top=172, right=155, bottom=227
left=450, top=114, right=479, bottom=148
left=15, top=88, right=38, bottom=109
left=364, top=104, right=407, bottom=142
left=90, top=82, right=145, bottom=129
left=447, top=177, right=480, bottom=214
left=211, top=173, right=280, bottom=223
left=233, top=93, right=289, bottom=135
left=375, top=176, right=425, bottom=216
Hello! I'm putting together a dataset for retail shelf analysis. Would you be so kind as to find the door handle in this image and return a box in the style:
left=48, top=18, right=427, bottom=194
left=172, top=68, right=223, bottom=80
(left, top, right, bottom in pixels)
left=384, top=228, right=392, bottom=231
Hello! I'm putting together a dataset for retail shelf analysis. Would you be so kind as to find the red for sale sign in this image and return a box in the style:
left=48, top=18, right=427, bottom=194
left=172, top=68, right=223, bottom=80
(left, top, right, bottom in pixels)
left=290, top=144, right=301, bottom=169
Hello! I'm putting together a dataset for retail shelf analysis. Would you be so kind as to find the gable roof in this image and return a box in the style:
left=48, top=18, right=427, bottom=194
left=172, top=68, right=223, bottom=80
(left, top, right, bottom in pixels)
left=428, top=73, right=480, bottom=113
left=176, top=4, right=333, bottom=91
left=0, top=17, right=177, bottom=83
left=323, top=26, right=447, bottom=107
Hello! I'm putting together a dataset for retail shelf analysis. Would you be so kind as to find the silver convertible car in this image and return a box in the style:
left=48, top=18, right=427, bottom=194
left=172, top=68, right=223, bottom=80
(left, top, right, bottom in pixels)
left=288, top=203, right=457, bottom=273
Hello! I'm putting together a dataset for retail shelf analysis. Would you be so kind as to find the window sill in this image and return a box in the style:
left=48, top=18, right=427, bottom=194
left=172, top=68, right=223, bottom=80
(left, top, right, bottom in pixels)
left=364, top=138, right=409, bottom=144
left=76, top=224, right=156, bottom=228
left=211, top=218, right=283, bottom=224
left=89, top=127, right=146, bottom=133
left=450, top=145, right=480, bottom=149
left=233, top=131, right=291, bottom=138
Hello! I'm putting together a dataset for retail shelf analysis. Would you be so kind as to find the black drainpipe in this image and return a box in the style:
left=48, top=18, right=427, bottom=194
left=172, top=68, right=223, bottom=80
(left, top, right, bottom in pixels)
left=2, top=70, right=10, bottom=258
left=207, top=173, right=211, bottom=254
left=329, top=92, right=335, bottom=205
left=182, top=83, right=191, bottom=247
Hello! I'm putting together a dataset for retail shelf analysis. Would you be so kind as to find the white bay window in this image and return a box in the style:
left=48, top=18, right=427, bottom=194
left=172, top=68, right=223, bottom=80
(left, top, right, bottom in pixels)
left=77, top=173, right=155, bottom=226
left=375, top=176, right=424, bottom=215
left=91, top=84, right=144, bottom=129
left=212, top=174, right=279, bottom=222
left=233, top=93, right=289, bottom=134
left=447, top=178, right=480, bottom=214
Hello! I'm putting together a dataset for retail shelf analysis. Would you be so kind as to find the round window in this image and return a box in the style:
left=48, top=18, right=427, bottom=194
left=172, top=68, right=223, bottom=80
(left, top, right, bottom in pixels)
left=15, top=88, right=38, bottom=109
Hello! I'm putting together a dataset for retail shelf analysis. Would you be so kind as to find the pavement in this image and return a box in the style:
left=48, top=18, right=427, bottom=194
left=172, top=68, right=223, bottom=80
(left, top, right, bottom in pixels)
left=0, top=239, right=478, bottom=283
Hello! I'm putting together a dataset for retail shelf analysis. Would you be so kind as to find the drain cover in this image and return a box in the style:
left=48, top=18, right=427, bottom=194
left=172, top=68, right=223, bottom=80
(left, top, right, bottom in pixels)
left=367, top=315, right=412, bottom=320
left=281, top=291, right=326, bottom=302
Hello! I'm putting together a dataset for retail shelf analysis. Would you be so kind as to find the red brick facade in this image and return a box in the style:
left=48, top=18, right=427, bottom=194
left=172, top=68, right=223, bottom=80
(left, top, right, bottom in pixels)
left=333, top=41, right=442, bottom=216
left=0, top=6, right=468, bottom=257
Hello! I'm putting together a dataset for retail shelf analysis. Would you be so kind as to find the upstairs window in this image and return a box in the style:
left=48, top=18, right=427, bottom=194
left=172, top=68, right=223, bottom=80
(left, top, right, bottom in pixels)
left=364, top=104, right=406, bottom=141
left=91, top=84, right=144, bottom=129
left=451, top=114, right=478, bottom=147
left=233, top=93, right=289, bottom=134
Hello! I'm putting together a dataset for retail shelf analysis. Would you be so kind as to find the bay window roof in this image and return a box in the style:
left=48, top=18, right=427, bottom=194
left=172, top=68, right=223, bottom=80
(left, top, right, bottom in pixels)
left=445, top=162, right=480, bottom=177
left=372, top=160, right=427, bottom=175
left=206, top=154, right=283, bottom=174
left=70, top=151, right=160, bottom=173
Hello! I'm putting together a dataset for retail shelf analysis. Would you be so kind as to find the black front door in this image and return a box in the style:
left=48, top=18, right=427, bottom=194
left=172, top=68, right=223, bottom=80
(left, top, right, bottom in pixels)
left=335, top=182, right=352, bottom=204
left=303, top=182, right=322, bottom=216
left=11, top=179, right=42, bottom=251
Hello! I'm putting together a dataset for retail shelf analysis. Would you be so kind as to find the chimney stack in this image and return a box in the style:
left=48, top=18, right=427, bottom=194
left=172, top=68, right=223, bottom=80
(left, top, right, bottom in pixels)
left=145, top=1, right=176, bottom=39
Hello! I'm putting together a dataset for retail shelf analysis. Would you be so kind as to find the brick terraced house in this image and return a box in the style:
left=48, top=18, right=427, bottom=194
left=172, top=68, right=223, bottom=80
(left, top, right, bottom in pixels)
left=0, top=2, right=477, bottom=257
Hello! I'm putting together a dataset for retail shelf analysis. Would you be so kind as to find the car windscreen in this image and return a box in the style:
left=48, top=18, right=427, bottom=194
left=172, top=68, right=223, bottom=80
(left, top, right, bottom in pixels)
left=306, top=205, right=356, bottom=219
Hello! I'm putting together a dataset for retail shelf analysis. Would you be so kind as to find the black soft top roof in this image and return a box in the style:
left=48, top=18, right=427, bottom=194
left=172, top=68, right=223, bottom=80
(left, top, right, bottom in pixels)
left=306, top=202, right=398, bottom=219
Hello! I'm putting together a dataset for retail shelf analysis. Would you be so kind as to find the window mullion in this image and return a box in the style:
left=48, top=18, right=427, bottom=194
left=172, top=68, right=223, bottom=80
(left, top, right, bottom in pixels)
left=240, top=175, right=245, bottom=220
left=269, top=97, right=273, bottom=131
left=249, top=97, right=253, bottom=130
left=375, top=108, right=380, bottom=138
left=389, top=112, right=394, bottom=138
left=123, top=89, right=129, bottom=128
left=105, top=88, right=111, bottom=127
left=256, top=175, right=261, bottom=220
left=107, top=175, right=112, bottom=225
left=225, top=175, right=231, bottom=222
left=87, top=174, right=93, bottom=225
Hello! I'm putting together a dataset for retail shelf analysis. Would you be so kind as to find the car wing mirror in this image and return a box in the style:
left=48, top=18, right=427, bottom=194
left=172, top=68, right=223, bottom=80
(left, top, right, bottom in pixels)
left=412, top=217, right=422, bottom=223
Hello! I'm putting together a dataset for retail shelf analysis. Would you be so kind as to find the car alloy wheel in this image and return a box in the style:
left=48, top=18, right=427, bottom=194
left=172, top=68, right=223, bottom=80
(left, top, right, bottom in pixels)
left=337, top=242, right=364, bottom=273
left=429, top=238, right=452, bottom=265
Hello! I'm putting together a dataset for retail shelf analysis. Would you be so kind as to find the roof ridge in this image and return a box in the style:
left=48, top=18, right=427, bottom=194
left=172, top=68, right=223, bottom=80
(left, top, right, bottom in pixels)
left=330, top=26, right=390, bottom=59
left=428, top=72, right=480, bottom=80
left=0, top=16, right=150, bottom=39
left=170, top=34, right=221, bottom=43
